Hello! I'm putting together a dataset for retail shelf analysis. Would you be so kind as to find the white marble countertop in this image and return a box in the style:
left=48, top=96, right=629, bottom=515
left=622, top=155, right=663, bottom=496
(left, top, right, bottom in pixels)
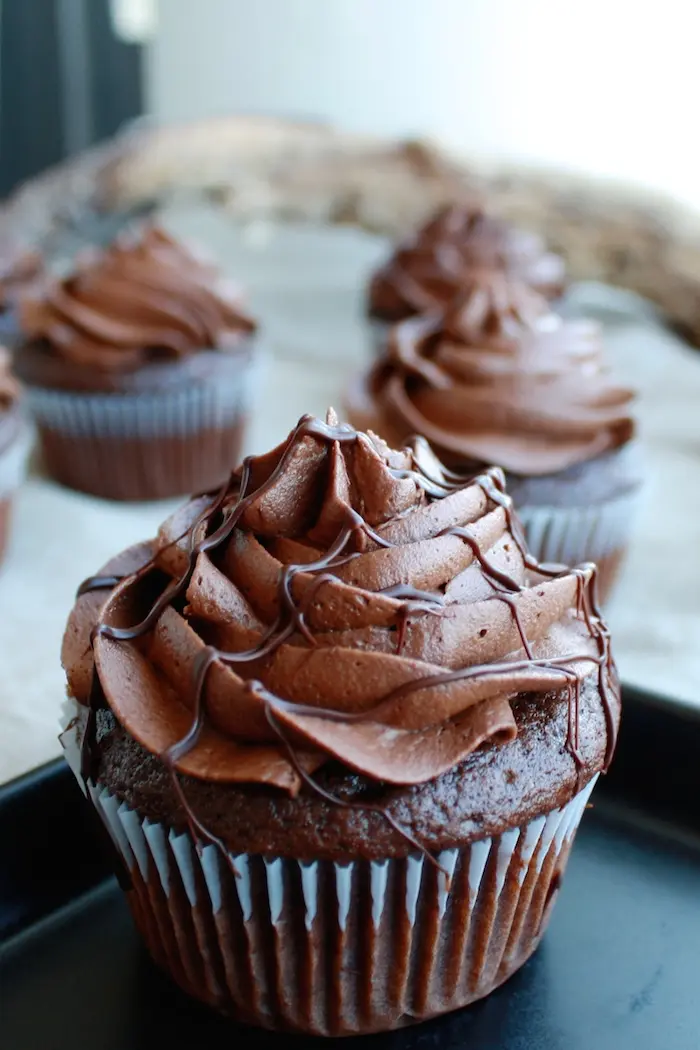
left=0, top=211, right=698, bottom=785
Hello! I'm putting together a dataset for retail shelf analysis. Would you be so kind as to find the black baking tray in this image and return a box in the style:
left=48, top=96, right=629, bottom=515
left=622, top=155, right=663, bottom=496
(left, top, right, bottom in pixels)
left=1, top=684, right=699, bottom=1050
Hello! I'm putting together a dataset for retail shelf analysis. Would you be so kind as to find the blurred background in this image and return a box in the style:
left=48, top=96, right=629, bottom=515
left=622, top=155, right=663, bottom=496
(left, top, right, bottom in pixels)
left=3, top=0, right=700, bottom=202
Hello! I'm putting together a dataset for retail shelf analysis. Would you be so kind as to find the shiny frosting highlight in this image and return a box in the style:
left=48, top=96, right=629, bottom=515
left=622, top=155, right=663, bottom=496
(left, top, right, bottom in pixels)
left=354, top=274, right=636, bottom=475
left=20, top=226, right=256, bottom=372
left=64, top=413, right=616, bottom=808
left=369, top=204, right=566, bottom=321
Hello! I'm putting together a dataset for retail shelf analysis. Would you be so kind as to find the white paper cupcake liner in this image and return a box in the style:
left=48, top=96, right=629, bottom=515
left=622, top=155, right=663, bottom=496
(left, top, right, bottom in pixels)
left=60, top=700, right=597, bottom=1035
left=24, top=350, right=261, bottom=500
left=24, top=362, right=257, bottom=440
left=517, top=485, right=642, bottom=600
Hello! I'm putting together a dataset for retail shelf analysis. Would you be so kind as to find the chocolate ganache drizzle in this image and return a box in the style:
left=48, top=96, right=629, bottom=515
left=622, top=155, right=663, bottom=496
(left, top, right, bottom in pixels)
left=70, top=412, right=616, bottom=855
left=355, top=273, right=636, bottom=476
left=19, top=225, right=255, bottom=373
left=368, top=204, right=566, bottom=321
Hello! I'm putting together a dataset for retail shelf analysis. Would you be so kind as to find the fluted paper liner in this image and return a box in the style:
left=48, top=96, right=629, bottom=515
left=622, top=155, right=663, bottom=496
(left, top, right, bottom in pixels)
left=61, top=701, right=597, bottom=1035
left=24, top=350, right=259, bottom=500
left=518, top=484, right=642, bottom=602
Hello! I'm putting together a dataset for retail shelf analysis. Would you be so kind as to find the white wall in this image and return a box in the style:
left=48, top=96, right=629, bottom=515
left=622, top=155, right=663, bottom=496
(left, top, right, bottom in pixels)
left=147, top=0, right=700, bottom=204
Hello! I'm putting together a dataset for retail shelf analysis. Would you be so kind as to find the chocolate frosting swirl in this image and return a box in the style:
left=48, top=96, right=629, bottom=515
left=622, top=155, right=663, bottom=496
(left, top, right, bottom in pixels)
left=352, top=274, right=636, bottom=476
left=64, top=412, right=616, bottom=808
left=368, top=204, right=566, bottom=322
left=19, top=226, right=256, bottom=372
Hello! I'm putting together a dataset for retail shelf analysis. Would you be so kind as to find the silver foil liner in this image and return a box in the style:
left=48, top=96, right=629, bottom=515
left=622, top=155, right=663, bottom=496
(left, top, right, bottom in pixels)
left=60, top=701, right=597, bottom=1035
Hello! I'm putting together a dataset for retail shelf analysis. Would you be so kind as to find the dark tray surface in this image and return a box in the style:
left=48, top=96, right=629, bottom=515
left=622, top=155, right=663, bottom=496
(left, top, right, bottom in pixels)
left=2, top=687, right=699, bottom=1049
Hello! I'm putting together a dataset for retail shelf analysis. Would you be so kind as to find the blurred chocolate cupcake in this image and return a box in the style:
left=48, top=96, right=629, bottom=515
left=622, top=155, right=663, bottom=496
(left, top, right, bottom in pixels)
left=15, top=226, right=257, bottom=501
left=348, top=274, right=640, bottom=602
left=61, top=412, right=620, bottom=1035
left=367, top=203, right=566, bottom=353
left=0, top=240, right=43, bottom=346
left=0, top=349, right=30, bottom=565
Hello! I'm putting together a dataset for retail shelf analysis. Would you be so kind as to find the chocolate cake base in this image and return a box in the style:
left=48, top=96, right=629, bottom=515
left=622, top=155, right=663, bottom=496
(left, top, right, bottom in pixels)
left=85, top=671, right=614, bottom=860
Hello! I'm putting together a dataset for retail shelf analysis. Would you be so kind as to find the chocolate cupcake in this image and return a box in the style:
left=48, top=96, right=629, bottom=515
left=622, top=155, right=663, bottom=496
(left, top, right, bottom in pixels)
left=15, top=226, right=257, bottom=501
left=367, top=203, right=566, bottom=353
left=60, top=411, right=620, bottom=1036
left=348, top=274, right=640, bottom=603
left=0, top=348, right=30, bottom=565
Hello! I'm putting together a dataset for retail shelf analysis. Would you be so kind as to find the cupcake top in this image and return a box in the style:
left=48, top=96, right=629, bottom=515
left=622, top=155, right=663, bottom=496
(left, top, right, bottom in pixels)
left=17, top=226, right=256, bottom=385
left=64, top=412, right=617, bottom=853
left=368, top=203, right=566, bottom=322
left=351, top=274, right=636, bottom=476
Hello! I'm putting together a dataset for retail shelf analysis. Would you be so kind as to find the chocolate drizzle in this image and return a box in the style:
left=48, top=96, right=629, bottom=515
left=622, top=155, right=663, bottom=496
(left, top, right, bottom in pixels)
left=473, top=468, right=617, bottom=771
left=76, top=574, right=123, bottom=597
left=75, top=412, right=617, bottom=864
